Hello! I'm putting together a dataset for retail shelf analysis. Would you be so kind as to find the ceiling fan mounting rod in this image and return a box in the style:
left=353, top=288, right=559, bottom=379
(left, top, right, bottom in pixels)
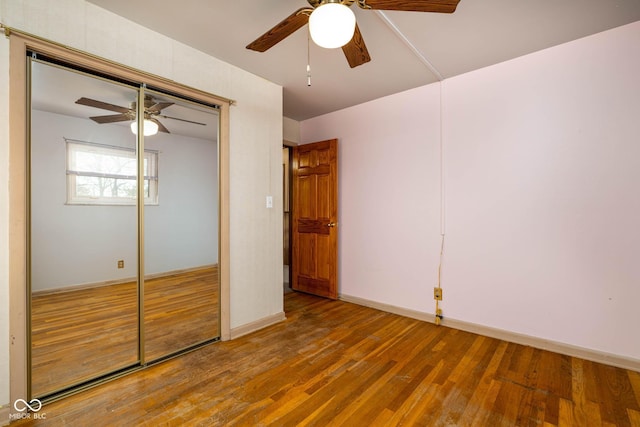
left=296, top=8, right=313, bottom=17
left=308, top=0, right=356, bottom=7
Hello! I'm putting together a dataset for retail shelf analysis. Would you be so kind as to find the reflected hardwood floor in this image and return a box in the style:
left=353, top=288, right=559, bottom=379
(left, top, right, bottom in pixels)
left=20, top=291, right=640, bottom=426
left=144, top=267, right=219, bottom=360
left=31, top=266, right=219, bottom=397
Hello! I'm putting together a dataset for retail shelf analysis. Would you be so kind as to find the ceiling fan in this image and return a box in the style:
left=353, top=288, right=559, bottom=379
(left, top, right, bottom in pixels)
left=75, top=95, right=206, bottom=135
left=246, top=0, right=461, bottom=68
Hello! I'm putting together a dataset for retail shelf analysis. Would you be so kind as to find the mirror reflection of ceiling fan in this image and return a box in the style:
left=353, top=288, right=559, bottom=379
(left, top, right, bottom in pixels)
left=246, top=0, right=461, bottom=68
left=75, top=95, right=206, bottom=135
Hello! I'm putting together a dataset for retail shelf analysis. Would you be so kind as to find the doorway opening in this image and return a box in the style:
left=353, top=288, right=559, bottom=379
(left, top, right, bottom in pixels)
left=283, top=144, right=293, bottom=294
left=287, top=139, right=339, bottom=300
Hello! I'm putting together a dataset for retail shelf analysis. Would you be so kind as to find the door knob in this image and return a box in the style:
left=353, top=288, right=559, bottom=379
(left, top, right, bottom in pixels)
left=327, top=222, right=336, bottom=227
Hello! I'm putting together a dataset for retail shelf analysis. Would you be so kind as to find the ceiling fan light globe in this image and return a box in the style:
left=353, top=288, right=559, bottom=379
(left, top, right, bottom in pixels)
left=309, top=3, right=356, bottom=49
left=130, top=119, right=159, bottom=136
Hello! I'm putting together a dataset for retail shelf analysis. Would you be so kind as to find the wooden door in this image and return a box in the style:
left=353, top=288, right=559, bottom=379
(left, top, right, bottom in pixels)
left=292, top=139, right=338, bottom=299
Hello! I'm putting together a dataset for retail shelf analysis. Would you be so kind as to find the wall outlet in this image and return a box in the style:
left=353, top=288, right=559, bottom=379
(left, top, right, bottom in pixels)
left=434, top=287, right=442, bottom=300
left=117, top=260, right=124, bottom=269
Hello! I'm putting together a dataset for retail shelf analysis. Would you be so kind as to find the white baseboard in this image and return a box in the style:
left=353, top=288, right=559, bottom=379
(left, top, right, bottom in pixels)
left=340, top=294, right=434, bottom=323
left=230, top=312, right=286, bottom=340
left=33, top=264, right=218, bottom=296
left=339, top=293, right=640, bottom=373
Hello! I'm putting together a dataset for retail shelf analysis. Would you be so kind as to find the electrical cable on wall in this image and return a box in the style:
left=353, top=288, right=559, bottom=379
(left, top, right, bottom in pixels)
left=435, top=234, right=445, bottom=325
left=434, top=81, right=446, bottom=326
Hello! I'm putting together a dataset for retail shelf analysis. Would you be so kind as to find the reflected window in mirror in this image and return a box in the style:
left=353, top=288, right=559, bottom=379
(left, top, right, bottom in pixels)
left=66, top=139, right=158, bottom=205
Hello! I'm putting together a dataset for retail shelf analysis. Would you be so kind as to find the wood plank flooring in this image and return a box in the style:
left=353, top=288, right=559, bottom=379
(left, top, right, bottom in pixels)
left=20, top=291, right=640, bottom=426
left=31, top=282, right=139, bottom=397
left=30, top=267, right=219, bottom=397
left=143, top=267, right=219, bottom=361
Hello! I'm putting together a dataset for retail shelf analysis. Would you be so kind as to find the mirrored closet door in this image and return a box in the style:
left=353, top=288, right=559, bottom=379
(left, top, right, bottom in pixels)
left=142, top=89, right=220, bottom=362
left=28, top=57, right=220, bottom=399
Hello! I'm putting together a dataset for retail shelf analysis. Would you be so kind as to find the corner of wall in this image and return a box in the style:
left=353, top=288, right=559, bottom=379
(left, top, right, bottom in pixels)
left=283, top=116, right=300, bottom=144
left=0, top=30, right=11, bottom=416
left=229, top=312, right=286, bottom=340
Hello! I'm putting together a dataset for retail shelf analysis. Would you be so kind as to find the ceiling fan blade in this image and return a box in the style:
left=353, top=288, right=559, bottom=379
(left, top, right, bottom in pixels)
left=150, top=118, right=170, bottom=134
left=342, top=24, right=371, bottom=68
left=156, top=114, right=207, bottom=126
left=246, top=8, right=311, bottom=52
left=359, top=0, right=460, bottom=13
left=76, top=97, right=131, bottom=114
left=146, top=101, right=174, bottom=114
left=89, top=113, right=132, bottom=124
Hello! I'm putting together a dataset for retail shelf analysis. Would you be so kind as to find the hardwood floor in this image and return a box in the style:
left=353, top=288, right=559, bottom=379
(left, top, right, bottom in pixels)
left=30, top=267, right=219, bottom=397
left=20, top=291, right=640, bottom=426
left=31, top=282, right=139, bottom=397
left=143, top=267, right=219, bottom=361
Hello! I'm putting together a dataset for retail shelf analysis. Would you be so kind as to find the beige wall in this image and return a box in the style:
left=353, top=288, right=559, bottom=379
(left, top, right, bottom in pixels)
left=283, top=116, right=300, bottom=144
left=0, top=18, right=10, bottom=418
left=0, top=0, right=283, bottom=410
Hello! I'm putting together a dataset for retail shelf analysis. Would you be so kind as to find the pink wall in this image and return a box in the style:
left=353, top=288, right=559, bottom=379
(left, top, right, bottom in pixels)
left=443, top=21, right=640, bottom=359
left=301, top=21, right=640, bottom=361
left=301, top=84, right=442, bottom=312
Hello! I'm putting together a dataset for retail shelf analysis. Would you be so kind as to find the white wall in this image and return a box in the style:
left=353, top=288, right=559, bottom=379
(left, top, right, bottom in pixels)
left=301, top=22, right=640, bottom=362
left=0, top=0, right=283, bottom=409
left=144, top=131, right=219, bottom=276
left=30, top=110, right=218, bottom=291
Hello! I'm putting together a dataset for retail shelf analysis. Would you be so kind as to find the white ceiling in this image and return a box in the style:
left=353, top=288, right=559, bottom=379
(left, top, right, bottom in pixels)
left=31, top=60, right=219, bottom=141
left=86, top=0, right=640, bottom=121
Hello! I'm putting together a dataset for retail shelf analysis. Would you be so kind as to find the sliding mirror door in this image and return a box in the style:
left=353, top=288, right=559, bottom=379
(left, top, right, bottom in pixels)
left=28, top=55, right=221, bottom=399
left=142, top=90, right=220, bottom=361
left=30, top=59, right=140, bottom=398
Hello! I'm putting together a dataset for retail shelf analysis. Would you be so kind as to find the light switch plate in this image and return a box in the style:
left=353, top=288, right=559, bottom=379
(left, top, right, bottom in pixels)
left=266, top=196, right=273, bottom=208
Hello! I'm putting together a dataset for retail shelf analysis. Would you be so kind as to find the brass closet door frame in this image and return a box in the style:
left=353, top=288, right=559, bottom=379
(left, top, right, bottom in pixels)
left=28, top=56, right=143, bottom=399
left=28, top=54, right=223, bottom=401
left=7, top=30, right=232, bottom=405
